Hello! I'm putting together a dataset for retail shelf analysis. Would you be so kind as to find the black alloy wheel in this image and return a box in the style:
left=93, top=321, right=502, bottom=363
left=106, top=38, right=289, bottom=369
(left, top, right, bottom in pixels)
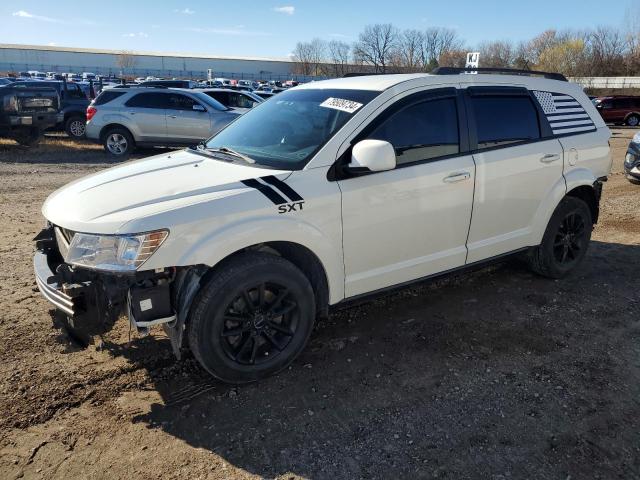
left=220, top=282, right=299, bottom=366
left=552, top=212, right=587, bottom=266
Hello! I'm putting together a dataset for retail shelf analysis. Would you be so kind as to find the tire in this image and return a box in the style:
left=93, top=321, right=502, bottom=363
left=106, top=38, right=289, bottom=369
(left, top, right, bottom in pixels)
left=188, top=251, right=316, bottom=383
left=65, top=115, right=86, bottom=139
left=626, top=114, right=640, bottom=127
left=103, top=127, right=134, bottom=156
left=12, top=127, right=41, bottom=146
left=527, top=196, right=593, bottom=279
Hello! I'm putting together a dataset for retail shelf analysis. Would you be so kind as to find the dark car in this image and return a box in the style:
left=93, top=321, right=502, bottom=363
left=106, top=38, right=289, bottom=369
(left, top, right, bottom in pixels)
left=594, top=96, right=640, bottom=127
left=9, top=80, right=90, bottom=139
left=0, top=83, right=62, bottom=145
left=624, top=132, right=640, bottom=184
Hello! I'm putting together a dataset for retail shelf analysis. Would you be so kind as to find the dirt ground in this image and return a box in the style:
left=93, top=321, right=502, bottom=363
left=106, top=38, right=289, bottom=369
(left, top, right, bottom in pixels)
left=0, top=130, right=638, bottom=480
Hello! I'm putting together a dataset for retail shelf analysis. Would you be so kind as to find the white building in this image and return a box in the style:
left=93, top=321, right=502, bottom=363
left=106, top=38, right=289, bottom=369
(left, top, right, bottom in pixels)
left=0, top=43, right=301, bottom=80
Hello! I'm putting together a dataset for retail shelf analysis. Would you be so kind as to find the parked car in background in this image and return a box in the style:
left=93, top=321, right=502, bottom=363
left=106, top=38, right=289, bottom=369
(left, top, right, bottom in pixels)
left=138, top=79, right=198, bottom=89
left=85, top=87, right=240, bottom=156
left=624, top=132, right=640, bottom=184
left=253, top=91, right=276, bottom=100
left=82, top=72, right=97, bottom=81
left=197, top=88, right=263, bottom=113
left=0, top=82, right=62, bottom=145
left=18, top=71, right=31, bottom=78
left=28, top=71, right=47, bottom=79
left=594, top=96, right=640, bottom=126
left=9, top=80, right=90, bottom=139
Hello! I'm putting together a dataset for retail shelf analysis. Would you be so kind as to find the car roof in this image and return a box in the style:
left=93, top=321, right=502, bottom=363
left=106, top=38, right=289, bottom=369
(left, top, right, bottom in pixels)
left=295, top=73, right=577, bottom=93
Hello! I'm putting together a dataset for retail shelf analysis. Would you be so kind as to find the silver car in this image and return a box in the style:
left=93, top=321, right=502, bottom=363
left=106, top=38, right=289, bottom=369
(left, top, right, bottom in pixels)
left=86, top=87, right=240, bottom=156
left=195, top=88, right=263, bottom=114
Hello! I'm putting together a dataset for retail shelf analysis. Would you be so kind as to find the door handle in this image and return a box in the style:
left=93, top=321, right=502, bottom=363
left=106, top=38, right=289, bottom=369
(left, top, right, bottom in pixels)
left=443, top=172, right=471, bottom=183
left=540, top=153, right=560, bottom=163
left=168, top=115, right=177, bottom=119
left=128, top=111, right=136, bottom=115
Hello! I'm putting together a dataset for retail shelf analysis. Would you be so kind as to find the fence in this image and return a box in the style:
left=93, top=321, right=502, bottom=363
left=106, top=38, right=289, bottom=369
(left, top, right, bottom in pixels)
left=569, top=77, right=640, bottom=89
left=0, top=62, right=327, bottom=83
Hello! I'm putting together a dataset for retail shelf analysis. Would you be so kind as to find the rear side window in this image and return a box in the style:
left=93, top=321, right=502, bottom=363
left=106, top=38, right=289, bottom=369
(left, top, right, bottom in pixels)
left=125, top=92, right=171, bottom=109
left=93, top=90, right=125, bottom=105
left=367, top=97, right=460, bottom=165
left=470, top=96, right=540, bottom=149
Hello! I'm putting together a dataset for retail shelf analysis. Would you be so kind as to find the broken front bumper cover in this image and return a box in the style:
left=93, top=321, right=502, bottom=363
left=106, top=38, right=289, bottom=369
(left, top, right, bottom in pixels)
left=33, top=250, right=77, bottom=316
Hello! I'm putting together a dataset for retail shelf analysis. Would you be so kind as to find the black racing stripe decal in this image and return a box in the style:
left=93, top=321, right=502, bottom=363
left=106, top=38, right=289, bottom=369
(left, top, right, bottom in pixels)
left=241, top=179, right=288, bottom=205
left=261, top=175, right=304, bottom=202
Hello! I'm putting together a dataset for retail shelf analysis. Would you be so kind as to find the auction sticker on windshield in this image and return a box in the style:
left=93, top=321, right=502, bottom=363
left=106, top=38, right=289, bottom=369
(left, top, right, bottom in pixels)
left=319, top=97, right=363, bottom=114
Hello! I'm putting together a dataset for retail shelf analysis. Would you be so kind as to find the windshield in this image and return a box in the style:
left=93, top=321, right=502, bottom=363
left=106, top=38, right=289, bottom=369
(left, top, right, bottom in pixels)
left=205, top=88, right=379, bottom=169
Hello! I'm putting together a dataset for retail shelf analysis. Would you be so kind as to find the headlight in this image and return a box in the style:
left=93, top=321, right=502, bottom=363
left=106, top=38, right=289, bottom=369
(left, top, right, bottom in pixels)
left=66, top=230, right=168, bottom=272
left=633, top=132, right=640, bottom=144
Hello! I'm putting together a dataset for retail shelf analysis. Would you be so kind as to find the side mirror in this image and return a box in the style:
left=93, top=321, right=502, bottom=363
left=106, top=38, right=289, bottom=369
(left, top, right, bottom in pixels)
left=193, top=104, right=206, bottom=112
left=348, top=139, right=396, bottom=172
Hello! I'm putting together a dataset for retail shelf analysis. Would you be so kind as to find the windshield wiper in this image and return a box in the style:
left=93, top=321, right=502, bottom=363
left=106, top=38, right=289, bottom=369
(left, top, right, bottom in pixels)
left=206, top=146, right=255, bottom=164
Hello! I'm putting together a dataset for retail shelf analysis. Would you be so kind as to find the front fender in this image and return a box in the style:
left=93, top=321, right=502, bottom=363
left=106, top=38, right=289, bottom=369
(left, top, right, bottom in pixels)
left=177, top=216, right=345, bottom=304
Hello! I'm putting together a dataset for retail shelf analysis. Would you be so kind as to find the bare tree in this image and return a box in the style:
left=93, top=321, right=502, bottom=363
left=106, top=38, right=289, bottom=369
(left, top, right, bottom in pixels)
left=397, top=29, right=425, bottom=71
left=116, top=51, right=137, bottom=76
left=328, top=40, right=351, bottom=77
left=421, top=27, right=463, bottom=68
left=292, top=38, right=327, bottom=76
left=588, top=26, right=627, bottom=75
left=478, top=40, right=516, bottom=68
left=353, top=24, right=399, bottom=73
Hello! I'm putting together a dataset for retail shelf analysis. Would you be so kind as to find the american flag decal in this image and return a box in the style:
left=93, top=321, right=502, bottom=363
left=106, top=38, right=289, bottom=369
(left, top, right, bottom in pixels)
left=533, top=91, right=596, bottom=135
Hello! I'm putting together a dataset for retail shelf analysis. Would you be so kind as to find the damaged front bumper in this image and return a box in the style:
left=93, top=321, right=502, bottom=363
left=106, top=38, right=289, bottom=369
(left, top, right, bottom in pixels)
left=33, top=226, right=204, bottom=356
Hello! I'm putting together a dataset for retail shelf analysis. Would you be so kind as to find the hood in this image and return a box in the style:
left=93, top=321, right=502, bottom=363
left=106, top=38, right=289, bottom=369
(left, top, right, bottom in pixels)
left=43, top=149, right=290, bottom=234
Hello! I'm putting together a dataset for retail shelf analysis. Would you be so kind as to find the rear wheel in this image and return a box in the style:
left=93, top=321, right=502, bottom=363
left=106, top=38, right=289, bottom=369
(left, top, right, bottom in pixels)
left=626, top=114, right=640, bottom=127
left=103, top=127, right=134, bottom=156
left=527, top=197, right=593, bottom=278
left=65, top=115, right=86, bottom=139
left=188, top=252, right=315, bottom=383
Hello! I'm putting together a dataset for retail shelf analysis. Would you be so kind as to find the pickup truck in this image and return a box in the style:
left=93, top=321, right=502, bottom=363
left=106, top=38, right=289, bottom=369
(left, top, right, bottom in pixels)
left=11, top=80, right=90, bottom=139
left=0, top=83, right=62, bottom=146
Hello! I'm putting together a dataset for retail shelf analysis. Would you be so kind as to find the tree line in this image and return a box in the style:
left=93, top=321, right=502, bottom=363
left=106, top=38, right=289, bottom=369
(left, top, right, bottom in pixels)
left=292, top=19, right=640, bottom=78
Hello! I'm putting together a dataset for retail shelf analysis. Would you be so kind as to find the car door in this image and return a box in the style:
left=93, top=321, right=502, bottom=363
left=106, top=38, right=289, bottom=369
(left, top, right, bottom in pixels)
left=165, top=93, right=212, bottom=143
left=463, top=86, right=564, bottom=263
left=123, top=92, right=168, bottom=142
left=338, top=89, right=476, bottom=298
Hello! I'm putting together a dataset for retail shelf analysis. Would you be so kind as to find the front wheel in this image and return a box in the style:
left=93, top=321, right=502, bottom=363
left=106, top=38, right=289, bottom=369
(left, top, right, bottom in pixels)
left=188, top=252, right=316, bottom=383
left=527, top=197, right=593, bottom=278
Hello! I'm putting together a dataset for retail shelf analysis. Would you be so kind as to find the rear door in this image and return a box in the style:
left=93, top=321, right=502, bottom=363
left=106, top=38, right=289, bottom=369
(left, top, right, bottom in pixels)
left=123, top=92, right=168, bottom=141
left=166, top=93, right=212, bottom=143
left=464, top=86, right=564, bottom=263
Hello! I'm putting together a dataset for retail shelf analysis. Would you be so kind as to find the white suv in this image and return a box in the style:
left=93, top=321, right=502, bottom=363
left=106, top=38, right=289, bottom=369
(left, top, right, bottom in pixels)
left=34, top=70, right=611, bottom=383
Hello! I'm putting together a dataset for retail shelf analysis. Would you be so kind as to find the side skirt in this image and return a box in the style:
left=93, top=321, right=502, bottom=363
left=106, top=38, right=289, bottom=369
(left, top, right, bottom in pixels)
left=330, top=247, right=530, bottom=311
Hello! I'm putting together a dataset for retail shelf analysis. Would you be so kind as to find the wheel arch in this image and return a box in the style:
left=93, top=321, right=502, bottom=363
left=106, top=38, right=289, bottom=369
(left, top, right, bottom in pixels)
left=99, top=123, right=135, bottom=144
left=566, top=184, right=599, bottom=223
left=624, top=111, right=640, bottom=123
left=200, top=241, right=331, bottom=319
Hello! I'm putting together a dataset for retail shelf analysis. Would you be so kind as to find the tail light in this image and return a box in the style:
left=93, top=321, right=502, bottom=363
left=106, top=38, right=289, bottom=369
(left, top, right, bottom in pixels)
left=86, top=106, right=97, bottom=121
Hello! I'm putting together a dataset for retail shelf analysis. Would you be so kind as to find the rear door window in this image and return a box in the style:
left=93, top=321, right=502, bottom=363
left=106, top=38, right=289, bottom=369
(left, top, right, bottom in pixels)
left=469, top=96, right=540, bottom=149
left=125, top=92, right=171, bottom=109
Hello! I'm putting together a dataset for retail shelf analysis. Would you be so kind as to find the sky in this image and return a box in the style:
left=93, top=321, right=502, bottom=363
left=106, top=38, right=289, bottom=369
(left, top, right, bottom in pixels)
left=1, top=0, right=637, bottom=59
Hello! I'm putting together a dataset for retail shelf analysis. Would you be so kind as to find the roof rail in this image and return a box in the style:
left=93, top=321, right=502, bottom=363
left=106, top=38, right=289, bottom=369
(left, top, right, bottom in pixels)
left=430, top=67, right=567, bottom=82
left=343, top=72, right=388, bottom=78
